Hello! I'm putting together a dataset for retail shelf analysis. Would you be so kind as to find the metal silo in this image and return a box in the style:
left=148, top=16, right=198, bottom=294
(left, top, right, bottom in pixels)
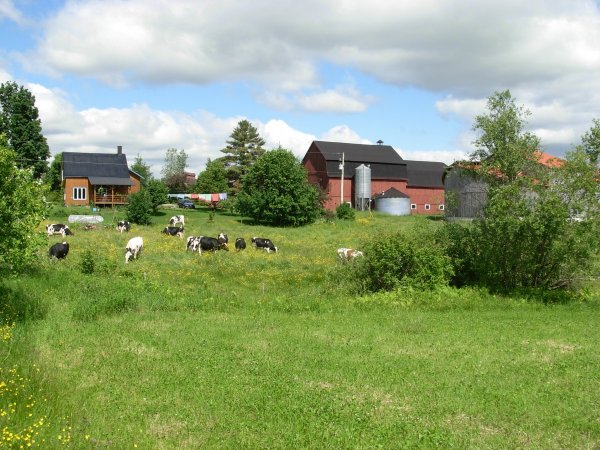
left=354, top=164, right=371, bottom=211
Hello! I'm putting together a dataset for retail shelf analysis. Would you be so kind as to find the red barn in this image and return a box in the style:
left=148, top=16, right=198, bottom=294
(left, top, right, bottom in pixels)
left=302, top=140, right=445, bottom=214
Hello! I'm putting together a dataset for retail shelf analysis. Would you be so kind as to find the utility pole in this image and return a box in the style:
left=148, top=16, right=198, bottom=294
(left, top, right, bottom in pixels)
left=339, top=152, right=345, bottom=206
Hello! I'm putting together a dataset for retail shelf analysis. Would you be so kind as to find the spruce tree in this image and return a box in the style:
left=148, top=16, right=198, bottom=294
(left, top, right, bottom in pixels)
left=220, top=120, right=266, bottom=189
left=0, top=81, right=50, bottom=178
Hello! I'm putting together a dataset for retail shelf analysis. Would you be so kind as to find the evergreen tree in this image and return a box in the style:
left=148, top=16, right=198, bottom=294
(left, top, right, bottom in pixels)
left=131, top=154, right=153, bottom=185
left=221, top=120, right=266, bottom=189
left=0, top=81, right=50, bottom=178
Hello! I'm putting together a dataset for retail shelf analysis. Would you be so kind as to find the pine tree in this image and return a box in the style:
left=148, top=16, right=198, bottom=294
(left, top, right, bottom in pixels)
left=0, top=81, right=50, bottom=178
left=220, top=120, right=266, bottom=189
left=131, top=154, right=153, bottom=185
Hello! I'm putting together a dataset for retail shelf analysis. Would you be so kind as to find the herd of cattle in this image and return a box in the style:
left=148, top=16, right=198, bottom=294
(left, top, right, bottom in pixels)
left=46, top=214, right=362, bottom=264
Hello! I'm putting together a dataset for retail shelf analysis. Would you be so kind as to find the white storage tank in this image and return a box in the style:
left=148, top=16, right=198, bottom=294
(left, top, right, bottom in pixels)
left=354, top=164, right=371, bottom=211
left=373, top=187, right=411, bottom=216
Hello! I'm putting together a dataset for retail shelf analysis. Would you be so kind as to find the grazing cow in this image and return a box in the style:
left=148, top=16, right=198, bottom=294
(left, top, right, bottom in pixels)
left=162, top=226, right=184, bottom=238
left=186, top=236, right=201, bottom=252
left=198, top=236, right=229, bottom=254
left=235, top=237, right=246, bottom=251
left=218, top=233, right=229, bottom=247
left=46, top=223, right=74, bottom=237
left=125, top=236, right=143, bottom=263
left=48, top=242, right=69, bottom=259
left=337, top=247, right=364, bottom=262
left=116, top=220, right=131, bottom=232
left=169, top=215, right=185, bottom=227
left=251, top=237, right=278, bottom=253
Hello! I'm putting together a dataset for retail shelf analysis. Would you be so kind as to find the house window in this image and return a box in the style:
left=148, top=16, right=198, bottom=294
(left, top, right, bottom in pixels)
left=439, top=204, right=445, bottom=211
left=73, top=187, right=87, bottom=200
left=410, top=203, right=417, bottom=210
left=425, top=204, right=431, bottom=211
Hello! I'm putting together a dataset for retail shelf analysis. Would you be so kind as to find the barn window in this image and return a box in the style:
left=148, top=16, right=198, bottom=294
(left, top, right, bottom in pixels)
left=410, top=204, right=417, bottom=210
left=425, top=204, right=431, bottom=210
left=439, top=204, right=445, bottom=211
left=73, top=187, right=87, bottom=200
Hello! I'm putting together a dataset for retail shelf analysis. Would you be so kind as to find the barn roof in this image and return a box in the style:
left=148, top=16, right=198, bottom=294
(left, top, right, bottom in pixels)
left=311, top=141, right=404, bottom=164
left=405, top=160, right=446, bottom=188
left=62, top=152, right=131, bottom=182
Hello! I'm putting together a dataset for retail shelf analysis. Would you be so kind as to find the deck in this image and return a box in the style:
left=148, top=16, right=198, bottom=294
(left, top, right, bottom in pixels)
left=93, top=194, right=128, bottom=205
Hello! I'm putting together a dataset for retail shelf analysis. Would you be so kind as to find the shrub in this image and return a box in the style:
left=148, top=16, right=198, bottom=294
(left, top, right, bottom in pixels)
left=336, top=203, right=355, bottom=220
left=126, top=189, right=153, bottom=225
left=352, top=229, right=453, bottom=293
left=79, top=249, right=95, bottom=275
left=236, top=148, right=321, bottom=226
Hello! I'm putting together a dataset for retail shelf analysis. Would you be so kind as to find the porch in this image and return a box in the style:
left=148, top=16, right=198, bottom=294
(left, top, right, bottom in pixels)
left=93, top=193, right=129, bottom=205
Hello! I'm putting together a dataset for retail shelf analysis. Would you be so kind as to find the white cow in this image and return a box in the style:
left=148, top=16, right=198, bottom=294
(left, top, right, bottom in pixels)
left=337, top=247, right=364, bottom=262
left=125, top=236, right=144, bottom=263
left=169, top=215, right=185, bottom=227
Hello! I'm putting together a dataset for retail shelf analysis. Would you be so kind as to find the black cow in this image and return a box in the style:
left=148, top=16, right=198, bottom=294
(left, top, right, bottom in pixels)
left=46, top=223, right=74, bottom=237
left=49, top=242, right=69, bottom=259
left=251, top=237, right=277, bottom=253
left=116, top=220, right=131, bottom=232
left=235, top=237, right=246, bottom=251
left=162, top=226, right=184, bottom=238
left=198, top=236, right=229, bottom=254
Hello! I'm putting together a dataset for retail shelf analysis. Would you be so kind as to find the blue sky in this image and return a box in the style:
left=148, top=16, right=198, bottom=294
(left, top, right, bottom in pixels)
left=1, top=0, right=599, bottom=175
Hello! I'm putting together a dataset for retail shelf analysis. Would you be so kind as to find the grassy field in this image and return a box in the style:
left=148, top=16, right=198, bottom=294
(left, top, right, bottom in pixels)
left=2, top=206, right=600, bottom=448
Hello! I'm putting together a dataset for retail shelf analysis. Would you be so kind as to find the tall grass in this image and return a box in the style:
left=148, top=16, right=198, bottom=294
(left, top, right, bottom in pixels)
left=2, top=206, right=599, bottom=448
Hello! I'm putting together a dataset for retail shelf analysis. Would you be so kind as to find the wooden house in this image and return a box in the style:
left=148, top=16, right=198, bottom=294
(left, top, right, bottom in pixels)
left=302, top=140, right=446, bottom=214
left=62, top=146, right=142, bottom=207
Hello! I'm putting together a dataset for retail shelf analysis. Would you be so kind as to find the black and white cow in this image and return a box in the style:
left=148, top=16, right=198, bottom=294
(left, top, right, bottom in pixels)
left=251, top=237, right=278, bottom=253
left=162, top=226, right=184, bottom=238
left=48, top=242, right=69, bottom=259
left=125, top=236, right=143, bottom=263
left=169, top=215, right=185, bottom=227
left=197, top=236, right=229, bottom=254
left=46, top=223, right=74, bottom=237
left=218, top=233, right=229, bottom=247
left=116, top=220, right=131, bottom=232
left=235, top=237, right=246, bottom=251
left=186, top=236, right=201, bottom=252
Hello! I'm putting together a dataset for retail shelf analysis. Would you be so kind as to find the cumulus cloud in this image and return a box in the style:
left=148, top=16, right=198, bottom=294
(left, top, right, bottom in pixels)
left=0, top=0, right=24, bottom=24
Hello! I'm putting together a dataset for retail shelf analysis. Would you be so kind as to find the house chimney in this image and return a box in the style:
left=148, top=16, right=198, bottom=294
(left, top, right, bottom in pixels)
left=117, top=145, right=122, bottom=155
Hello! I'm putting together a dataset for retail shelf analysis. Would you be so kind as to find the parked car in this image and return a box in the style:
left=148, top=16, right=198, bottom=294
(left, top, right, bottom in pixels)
left=177, top=199, right=196, bottom=209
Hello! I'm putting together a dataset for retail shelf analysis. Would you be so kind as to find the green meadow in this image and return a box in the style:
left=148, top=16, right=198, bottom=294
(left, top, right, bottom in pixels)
left=2, top=206, right=599, bottom=448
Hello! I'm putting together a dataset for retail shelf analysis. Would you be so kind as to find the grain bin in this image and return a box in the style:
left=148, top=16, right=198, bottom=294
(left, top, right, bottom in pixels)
left=354, top=164, right=371, bottom=211
left=373, top=187, right=411, bottom=216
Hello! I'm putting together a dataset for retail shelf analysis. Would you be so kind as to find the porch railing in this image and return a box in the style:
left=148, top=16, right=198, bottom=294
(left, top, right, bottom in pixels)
left=94, top=193, right=128, bottom=205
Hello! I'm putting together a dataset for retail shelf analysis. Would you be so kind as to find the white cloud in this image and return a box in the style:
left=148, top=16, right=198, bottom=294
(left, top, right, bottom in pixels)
left=320, top=125, right=371, bottom=145
left=398, top=149, right=469, bottom=165
left=0, top=0, right=24, bottom=24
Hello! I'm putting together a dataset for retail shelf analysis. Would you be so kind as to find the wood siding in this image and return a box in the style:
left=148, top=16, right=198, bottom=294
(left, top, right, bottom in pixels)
left=64, top=178, right=91, bottom=206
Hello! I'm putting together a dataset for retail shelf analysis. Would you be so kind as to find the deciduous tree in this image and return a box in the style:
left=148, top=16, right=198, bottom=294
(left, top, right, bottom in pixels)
left=581, top=118, right=600, bottom=165
left=236, top=148, right=321, bottom=226
left=0, top=81, right=50, bottom=178
left=195, top=158, right=229, bottom=194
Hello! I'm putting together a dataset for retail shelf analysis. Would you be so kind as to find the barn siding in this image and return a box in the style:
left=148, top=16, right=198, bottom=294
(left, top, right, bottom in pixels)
left=405, top=186, right=445, bottom=215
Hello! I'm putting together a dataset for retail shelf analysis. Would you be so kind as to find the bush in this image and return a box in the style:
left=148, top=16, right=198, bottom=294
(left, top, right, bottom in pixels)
left=236, top=148, right=321, bottom=226
left=352, top=230, right=453, bottom=293
left=126, top=189, right=153, bottom=225
left=79, top=249, right=95, bottom=275
left=336, top=203, right=355, bottom=220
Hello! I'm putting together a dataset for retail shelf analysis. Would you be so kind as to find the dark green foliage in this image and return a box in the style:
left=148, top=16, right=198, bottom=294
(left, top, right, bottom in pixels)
left=130, top=154, right=153, bottom=184
left=0, top=139, right=47, bottom=273
left=126, top=189, right=153, bottom=225
left=44, top=152, right=63, bottom=191
left=581, top=118, right=600, bottom=165
left=335, top=203, right=355, bottom=220
left=221, top=120, right=266, bottom=190
left=353, top=230, right=453, bottom=293
left=0, top=81, right=50, bottom=178
left=145, top=179, right=169, bottom=211
left=195, top=158, right=229, bottom=194
left=236, top=149, right=321, bottom=226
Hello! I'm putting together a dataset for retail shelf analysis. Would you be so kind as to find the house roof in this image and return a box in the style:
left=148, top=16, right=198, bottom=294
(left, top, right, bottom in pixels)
left=88, top=176, right=133, bottom=186
left=373, top=187, right=410, bottom=199
left=405, top=160, right=446, bottom=188
left=62, top=152, right=131, bottom=182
